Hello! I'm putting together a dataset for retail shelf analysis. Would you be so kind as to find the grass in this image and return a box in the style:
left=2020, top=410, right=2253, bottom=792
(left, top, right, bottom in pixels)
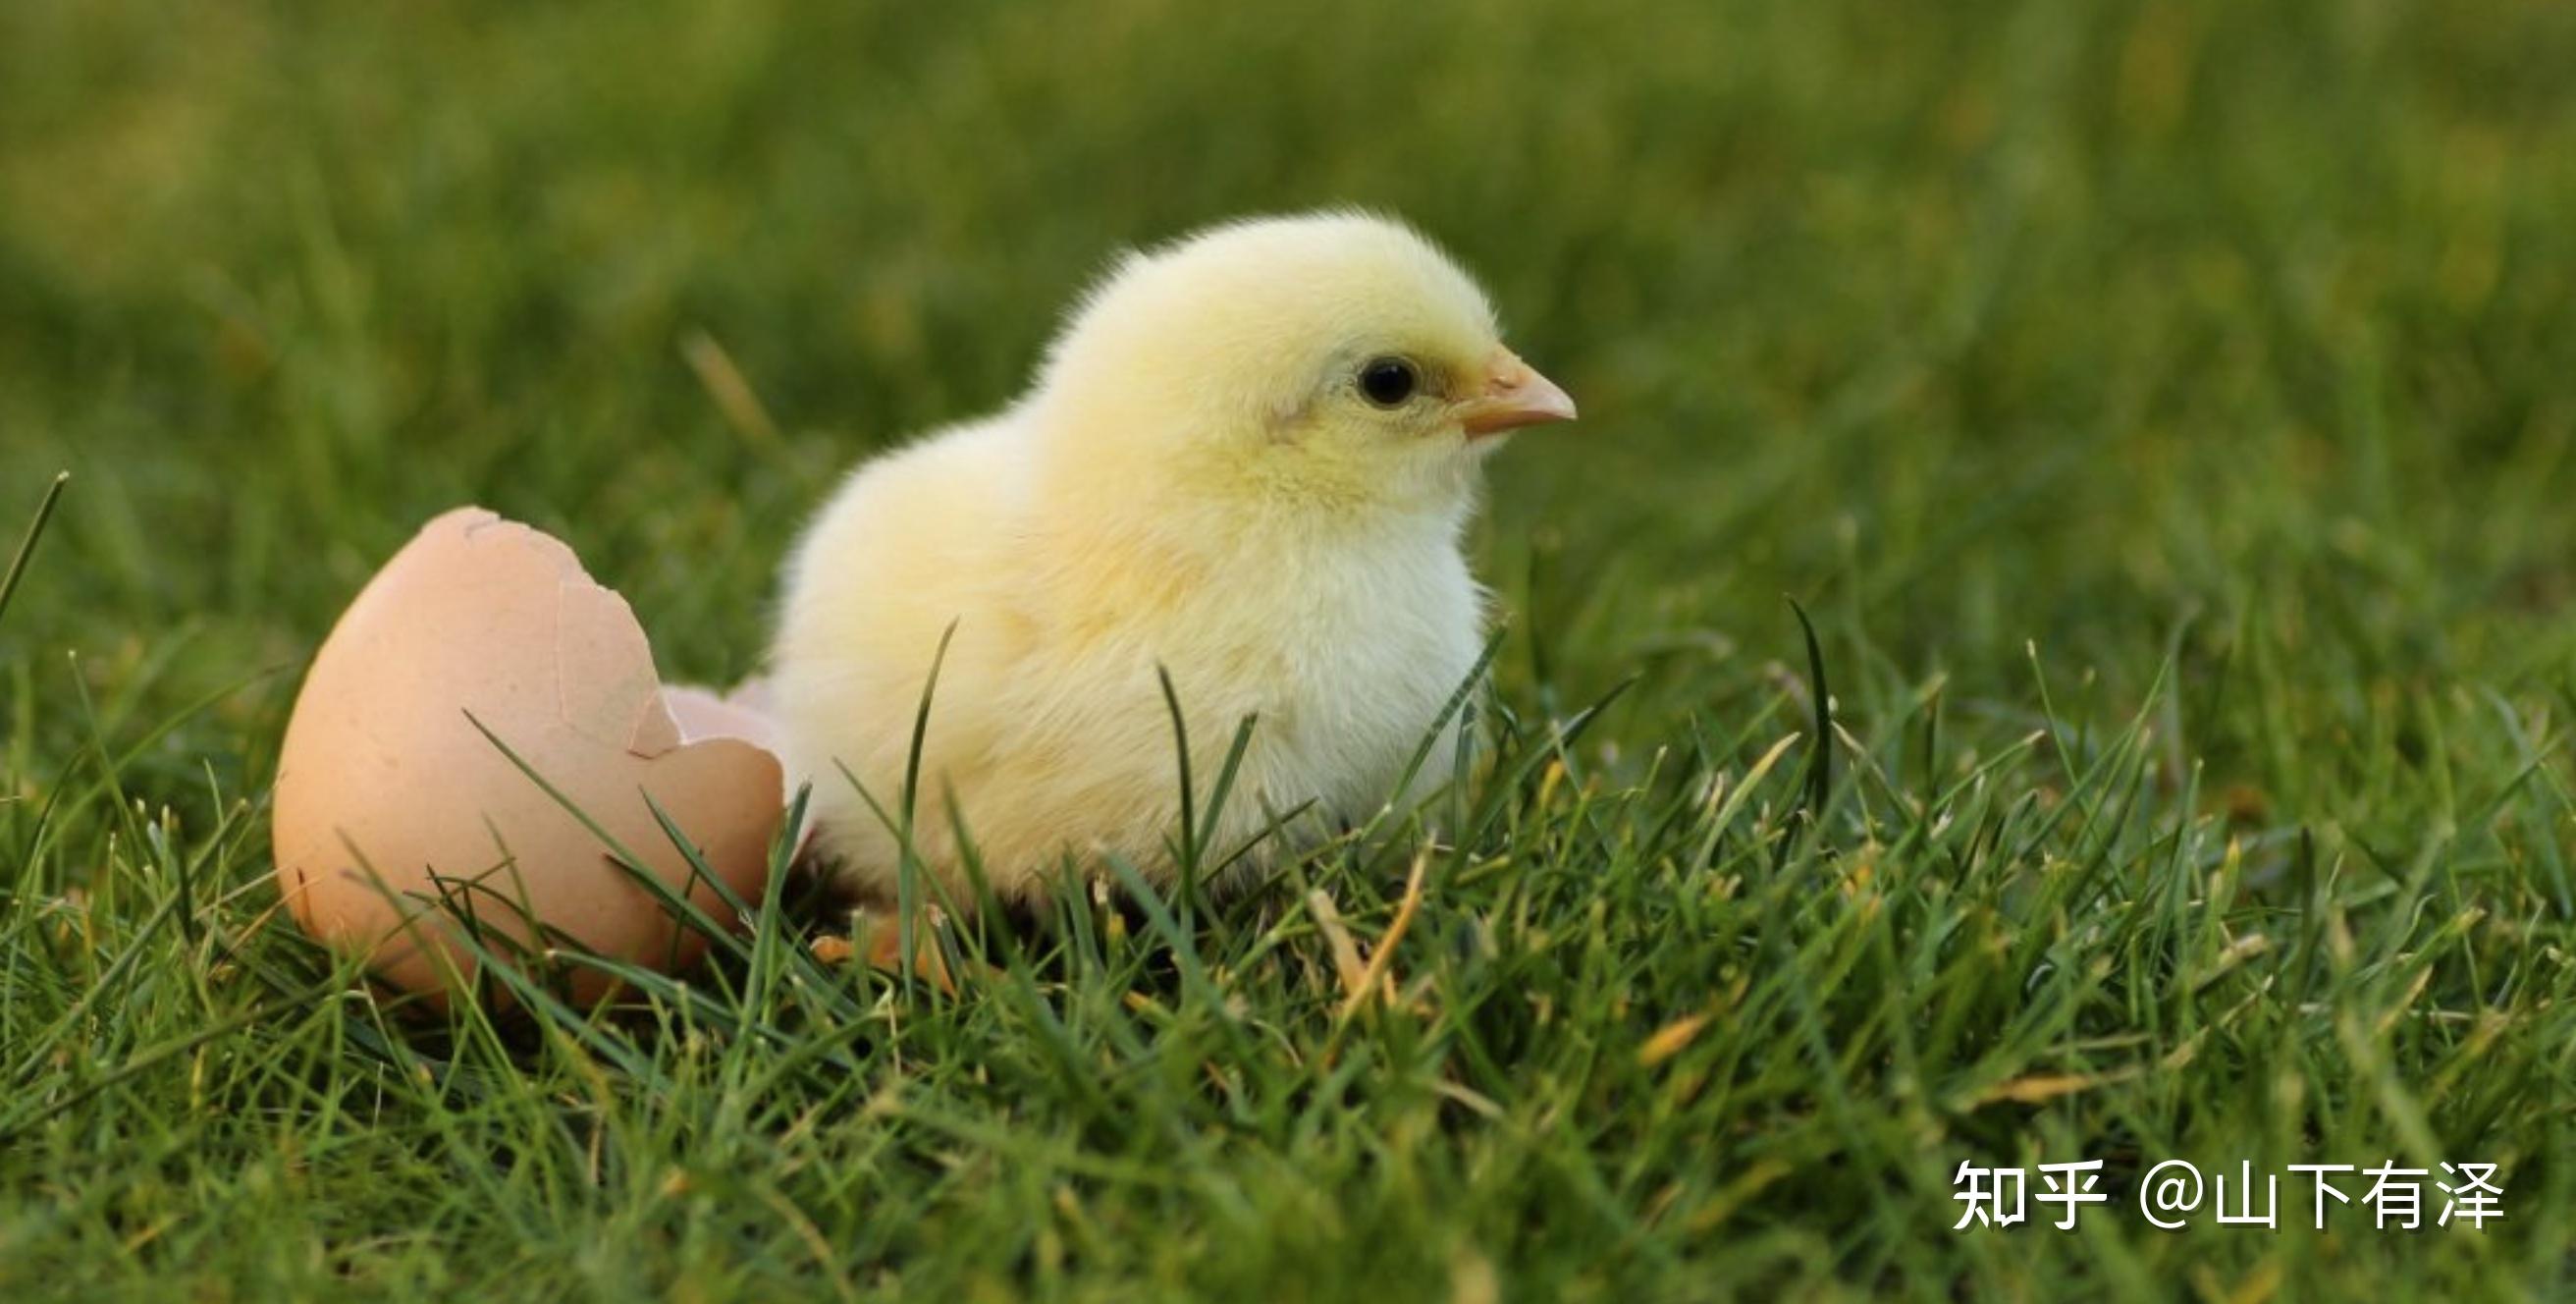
left=4, top=0, right=2574, bottom=1297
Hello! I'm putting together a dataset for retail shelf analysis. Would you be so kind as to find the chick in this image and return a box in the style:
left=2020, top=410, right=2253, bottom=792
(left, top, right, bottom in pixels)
left=770, top=211, right=1576, bottom=909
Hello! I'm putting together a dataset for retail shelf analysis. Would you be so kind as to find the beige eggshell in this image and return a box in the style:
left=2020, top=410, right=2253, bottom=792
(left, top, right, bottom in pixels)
left=274, top=507, right=784, bottom=1006
left=662, top=679, right=786, bottom=758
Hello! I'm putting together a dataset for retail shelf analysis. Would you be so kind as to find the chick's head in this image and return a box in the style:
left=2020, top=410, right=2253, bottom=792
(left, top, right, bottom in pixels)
left=1033, top=211, right=1576, bottom=516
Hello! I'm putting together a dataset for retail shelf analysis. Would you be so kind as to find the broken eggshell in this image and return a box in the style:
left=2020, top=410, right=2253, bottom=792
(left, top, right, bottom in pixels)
left=273, top=507, right=788, bottom=1006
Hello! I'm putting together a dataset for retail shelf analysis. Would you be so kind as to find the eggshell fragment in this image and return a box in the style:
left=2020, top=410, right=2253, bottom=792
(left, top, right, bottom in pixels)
left=661, top=679, right=787, bottom=758
left=273, top=508, right=784, bottom=1006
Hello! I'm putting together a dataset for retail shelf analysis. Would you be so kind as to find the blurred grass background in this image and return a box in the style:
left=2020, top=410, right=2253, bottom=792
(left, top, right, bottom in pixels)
left=3, top=0, right=2573, bottom=1298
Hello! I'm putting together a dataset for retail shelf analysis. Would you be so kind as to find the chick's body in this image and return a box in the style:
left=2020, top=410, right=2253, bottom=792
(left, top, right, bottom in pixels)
left=772, top=213, right=1574, bottom=906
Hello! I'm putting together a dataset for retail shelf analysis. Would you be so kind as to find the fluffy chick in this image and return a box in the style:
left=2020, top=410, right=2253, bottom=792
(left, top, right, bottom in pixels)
left=771, top=211, right=1576, bottom=908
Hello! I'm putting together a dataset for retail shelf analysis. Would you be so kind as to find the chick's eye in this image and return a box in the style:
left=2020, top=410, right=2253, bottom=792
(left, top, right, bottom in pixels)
left=1358, top=357, right=1420, bottom=408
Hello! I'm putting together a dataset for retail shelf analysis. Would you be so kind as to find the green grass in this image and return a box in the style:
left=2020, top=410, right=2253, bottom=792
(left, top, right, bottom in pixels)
left=5, top=0, right=2575, bottom=1298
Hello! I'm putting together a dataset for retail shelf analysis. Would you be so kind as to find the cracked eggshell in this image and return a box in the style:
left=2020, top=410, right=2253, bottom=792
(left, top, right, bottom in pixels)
left=274, top=508, right=785, bottom=1006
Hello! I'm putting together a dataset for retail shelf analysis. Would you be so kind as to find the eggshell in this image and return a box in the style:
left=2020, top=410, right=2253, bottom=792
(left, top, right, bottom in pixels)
left=274, top=508, right=784, bottom=1006
left=661, top=679, right=786, bottom=758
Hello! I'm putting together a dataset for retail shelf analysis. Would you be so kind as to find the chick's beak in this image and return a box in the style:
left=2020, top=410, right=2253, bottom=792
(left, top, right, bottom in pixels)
left=1459, top=352, right=1579, bottom=437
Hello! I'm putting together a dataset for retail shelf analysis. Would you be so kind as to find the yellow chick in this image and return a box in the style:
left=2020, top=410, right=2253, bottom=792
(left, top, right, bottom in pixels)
left=770, top=211, right=1576, bottom=910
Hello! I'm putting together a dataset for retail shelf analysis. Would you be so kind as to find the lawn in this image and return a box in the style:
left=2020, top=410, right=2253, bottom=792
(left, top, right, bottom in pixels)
left=3, top=0, right=2573, bottom=1298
